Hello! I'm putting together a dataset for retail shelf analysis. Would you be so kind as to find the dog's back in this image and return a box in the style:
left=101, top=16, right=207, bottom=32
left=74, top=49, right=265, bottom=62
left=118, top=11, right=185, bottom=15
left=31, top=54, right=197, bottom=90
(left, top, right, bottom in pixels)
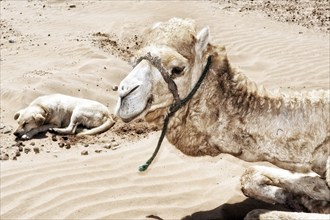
left=31, top=94, right=109, bottom=114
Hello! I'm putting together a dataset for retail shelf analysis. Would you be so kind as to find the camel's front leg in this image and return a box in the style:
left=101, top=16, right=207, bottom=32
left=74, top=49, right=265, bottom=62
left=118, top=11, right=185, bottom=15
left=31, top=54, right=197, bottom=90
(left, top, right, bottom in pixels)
left=244, top=209, right=330, bottom=220
left=241, top=165, right=330, bottom=213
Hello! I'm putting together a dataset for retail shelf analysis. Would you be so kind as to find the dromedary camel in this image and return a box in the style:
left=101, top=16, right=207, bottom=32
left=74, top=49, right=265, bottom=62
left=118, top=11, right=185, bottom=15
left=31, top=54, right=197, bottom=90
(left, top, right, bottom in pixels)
left=115, top=18, right=330, bottom=219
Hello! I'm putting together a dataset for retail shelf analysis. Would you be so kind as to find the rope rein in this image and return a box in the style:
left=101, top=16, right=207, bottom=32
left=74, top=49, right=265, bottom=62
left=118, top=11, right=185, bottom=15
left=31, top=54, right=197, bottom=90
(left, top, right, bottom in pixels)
left=137, top=54, right=213, bottom=172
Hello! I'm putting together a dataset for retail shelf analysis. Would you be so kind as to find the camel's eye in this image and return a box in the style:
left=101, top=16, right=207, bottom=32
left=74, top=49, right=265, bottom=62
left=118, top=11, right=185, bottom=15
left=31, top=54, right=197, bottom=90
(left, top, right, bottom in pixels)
left=171, top=66, right=185, bottom=78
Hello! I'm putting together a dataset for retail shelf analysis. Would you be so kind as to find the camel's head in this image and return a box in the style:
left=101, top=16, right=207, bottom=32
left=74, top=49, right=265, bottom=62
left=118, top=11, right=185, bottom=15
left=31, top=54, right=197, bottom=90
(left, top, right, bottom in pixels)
left=116, top=18, right=210, bottom=124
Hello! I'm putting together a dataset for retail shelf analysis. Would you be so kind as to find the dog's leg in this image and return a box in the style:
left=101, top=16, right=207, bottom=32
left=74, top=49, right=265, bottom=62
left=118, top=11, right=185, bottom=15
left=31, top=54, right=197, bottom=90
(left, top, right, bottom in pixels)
left=51, top=121, right=78, bottom=135
left=51, top=111, right=81, bottom=135
left=22, top=124, right=55, bottom=139
left=241, top=165, right=330, bottom=213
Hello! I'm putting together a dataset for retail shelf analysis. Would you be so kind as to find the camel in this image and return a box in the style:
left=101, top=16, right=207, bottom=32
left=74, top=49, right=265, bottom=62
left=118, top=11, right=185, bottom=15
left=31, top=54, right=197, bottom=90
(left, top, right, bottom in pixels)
left=115, top=18, right=330, bottom=219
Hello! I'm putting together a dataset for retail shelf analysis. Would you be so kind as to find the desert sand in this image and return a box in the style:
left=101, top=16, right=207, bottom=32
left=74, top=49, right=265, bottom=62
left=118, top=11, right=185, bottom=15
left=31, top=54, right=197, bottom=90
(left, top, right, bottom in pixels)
left=0, top=0, right=329, bottom=219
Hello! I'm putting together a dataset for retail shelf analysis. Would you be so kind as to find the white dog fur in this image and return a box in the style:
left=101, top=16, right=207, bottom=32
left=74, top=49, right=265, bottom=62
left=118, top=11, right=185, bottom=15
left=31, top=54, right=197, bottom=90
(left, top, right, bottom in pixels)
left=14, top=94, right=115, bottom=139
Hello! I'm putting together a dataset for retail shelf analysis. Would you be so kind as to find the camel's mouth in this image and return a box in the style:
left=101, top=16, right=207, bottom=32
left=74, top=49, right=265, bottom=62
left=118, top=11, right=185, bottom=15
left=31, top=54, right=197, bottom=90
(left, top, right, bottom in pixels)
left=119, top=95, right=153, bottom=123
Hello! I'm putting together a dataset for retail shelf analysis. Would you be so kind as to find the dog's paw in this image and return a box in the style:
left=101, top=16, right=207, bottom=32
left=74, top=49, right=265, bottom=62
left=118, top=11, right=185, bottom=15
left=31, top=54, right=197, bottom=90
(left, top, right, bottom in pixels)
left=48, top=128, right=57, bottom=133
left=21, top=134, right=31, bottom=140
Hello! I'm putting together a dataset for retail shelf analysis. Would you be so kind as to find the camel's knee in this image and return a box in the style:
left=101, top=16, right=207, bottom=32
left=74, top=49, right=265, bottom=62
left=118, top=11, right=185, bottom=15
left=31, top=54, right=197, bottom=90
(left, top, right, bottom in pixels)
left=241, top=167, right=260, bottom=195
left=241, top=166, right=272, bottom=196
left=240, top=166, right=286, bottom=204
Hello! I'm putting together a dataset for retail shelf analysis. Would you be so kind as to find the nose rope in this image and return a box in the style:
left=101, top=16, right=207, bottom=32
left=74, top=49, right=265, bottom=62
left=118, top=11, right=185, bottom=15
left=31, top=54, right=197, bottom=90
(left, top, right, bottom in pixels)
left=135, top=53, right=181, bottom=104
left=135, top=53, right=213, bottom=172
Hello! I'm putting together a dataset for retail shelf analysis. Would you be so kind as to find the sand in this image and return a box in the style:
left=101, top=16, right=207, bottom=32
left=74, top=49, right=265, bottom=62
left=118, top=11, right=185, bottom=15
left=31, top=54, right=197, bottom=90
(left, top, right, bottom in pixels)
left=0, top=0, right=329, bottom=219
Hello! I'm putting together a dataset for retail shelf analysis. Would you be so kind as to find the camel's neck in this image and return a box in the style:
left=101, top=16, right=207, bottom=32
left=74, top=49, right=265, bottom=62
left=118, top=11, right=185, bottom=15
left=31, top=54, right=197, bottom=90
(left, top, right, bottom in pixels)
left=166, top=48, right=329, bottom=174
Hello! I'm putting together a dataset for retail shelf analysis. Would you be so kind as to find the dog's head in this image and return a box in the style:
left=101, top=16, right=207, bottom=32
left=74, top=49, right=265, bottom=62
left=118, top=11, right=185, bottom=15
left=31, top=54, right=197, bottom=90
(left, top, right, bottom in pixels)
left=13, top=106, right=46, bottom=138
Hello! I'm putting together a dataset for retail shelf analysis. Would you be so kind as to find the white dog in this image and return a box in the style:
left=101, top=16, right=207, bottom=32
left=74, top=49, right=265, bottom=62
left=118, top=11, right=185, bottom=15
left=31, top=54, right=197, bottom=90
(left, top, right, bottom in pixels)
left=14, top=94, right=115, bottom=139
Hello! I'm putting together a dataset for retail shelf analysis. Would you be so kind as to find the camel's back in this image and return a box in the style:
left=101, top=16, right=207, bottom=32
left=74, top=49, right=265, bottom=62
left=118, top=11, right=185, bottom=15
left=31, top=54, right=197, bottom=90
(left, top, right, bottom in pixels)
left=243, top=88, right=329, bottom=173
left=282, top=89, right=330, bottom=132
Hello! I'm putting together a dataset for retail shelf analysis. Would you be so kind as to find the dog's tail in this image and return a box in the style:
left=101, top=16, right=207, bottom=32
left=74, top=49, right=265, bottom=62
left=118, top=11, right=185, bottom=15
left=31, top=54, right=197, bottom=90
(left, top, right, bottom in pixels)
left=77, top=116, right=115, bottom=136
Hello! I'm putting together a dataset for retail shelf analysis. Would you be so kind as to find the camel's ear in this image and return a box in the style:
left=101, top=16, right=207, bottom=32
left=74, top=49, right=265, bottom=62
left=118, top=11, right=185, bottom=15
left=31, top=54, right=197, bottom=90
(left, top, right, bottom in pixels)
left=195, top=27, right=210, bottom=53
left=34, top=113, right=45, bottom=126
left=14, top=111, right=21, bottom=120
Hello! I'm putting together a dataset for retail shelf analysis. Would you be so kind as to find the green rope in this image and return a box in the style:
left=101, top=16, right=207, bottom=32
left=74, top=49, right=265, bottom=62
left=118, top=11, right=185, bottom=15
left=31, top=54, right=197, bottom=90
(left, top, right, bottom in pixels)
left=138, top=115, right=170, bottom=172
left=139, top=55, right=213, bottom=172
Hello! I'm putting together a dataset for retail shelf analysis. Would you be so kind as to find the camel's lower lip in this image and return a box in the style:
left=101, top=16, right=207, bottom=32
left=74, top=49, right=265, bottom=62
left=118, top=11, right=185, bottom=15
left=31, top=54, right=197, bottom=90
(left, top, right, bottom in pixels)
left=120, top=96, right=153, bottom=123
left=121, top=117, right=134, bottom=123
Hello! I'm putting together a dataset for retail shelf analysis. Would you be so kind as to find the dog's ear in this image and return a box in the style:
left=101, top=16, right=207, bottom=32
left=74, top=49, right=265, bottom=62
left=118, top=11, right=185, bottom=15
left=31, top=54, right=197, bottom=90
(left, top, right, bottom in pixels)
left=14, top=111, right=21, bottom=120
left=34, top=114, right=46, bottom=126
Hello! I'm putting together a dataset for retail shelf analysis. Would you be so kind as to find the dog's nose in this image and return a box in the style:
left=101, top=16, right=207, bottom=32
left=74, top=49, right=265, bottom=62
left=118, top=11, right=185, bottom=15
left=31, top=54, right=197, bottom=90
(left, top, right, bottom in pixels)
left=13, top=131, right=20, bottom=137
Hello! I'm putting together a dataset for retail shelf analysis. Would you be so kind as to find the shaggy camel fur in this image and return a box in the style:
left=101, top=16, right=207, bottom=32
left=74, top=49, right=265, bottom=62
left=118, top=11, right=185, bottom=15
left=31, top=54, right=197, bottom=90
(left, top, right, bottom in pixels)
left=116, top=18, right=330, bottom=219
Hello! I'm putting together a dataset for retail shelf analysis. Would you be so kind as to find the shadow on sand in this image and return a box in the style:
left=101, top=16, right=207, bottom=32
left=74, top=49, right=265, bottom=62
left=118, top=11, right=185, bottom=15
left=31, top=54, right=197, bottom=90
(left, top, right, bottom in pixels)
left=14, top=132, right=49, bottom=141
left=182, top=198, right=290, bottom=220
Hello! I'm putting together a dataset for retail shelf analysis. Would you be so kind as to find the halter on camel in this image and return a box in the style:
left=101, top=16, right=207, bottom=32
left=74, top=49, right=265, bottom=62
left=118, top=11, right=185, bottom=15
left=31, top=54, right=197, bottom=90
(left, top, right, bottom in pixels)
left=135, top=52, right=213, bottom=172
